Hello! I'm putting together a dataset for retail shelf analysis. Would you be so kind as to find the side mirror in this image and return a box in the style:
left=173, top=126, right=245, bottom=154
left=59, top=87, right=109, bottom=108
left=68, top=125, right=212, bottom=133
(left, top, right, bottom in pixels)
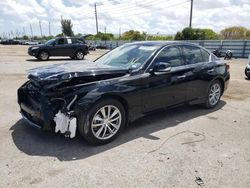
left=151, top=62, right=171, bottom=73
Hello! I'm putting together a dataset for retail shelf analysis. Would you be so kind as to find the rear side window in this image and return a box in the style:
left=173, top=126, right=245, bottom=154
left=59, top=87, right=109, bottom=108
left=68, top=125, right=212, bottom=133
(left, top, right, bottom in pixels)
left=182, top=45, right=203, bottom=64
left=71, top=38, right=84, bottom=44
left=154, top=46, right=184, bottom=67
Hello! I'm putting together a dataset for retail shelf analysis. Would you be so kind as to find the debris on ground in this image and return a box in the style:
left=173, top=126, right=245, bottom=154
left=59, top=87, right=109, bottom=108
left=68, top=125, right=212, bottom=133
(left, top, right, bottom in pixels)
left=195, top=176, right=205, bottom=187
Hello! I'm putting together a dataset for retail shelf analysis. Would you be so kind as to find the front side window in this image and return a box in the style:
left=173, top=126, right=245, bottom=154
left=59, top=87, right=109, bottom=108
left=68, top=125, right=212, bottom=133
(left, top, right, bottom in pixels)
left=57, top=38, right=65, bottom=45
left=182, top=45, right=203, bottom=64
left=154, top=46, right=184, bottom=67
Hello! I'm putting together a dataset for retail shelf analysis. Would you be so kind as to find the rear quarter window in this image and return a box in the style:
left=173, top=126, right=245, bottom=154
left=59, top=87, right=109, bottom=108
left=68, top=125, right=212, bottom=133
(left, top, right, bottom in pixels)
left=200, top=48, right=210, bottom=62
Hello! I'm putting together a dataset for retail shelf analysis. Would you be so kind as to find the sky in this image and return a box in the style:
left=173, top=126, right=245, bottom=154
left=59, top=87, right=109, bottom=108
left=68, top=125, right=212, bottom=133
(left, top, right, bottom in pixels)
left=0, top=0, right=250, bottom=38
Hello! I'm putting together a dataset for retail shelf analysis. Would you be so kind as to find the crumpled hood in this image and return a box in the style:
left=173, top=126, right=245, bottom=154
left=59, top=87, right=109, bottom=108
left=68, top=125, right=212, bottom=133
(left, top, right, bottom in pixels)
left=27, top=60, right=128, bottom=82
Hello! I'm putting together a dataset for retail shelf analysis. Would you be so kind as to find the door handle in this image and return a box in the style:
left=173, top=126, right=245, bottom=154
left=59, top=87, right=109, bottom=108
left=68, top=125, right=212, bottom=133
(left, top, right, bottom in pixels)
left=207, top=69, right=214, bottom=73
left=177, top=75, right=186, bottom=79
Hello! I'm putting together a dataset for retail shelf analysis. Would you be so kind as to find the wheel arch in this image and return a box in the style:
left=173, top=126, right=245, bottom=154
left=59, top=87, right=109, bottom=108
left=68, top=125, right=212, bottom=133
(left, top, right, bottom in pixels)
left=214, top=77, right=225, bottom=95
left=100, top=94, right=129, bottom=123
left=76, top=93, right=130, bottom=123
left=38, top=49, right=50, bottom=56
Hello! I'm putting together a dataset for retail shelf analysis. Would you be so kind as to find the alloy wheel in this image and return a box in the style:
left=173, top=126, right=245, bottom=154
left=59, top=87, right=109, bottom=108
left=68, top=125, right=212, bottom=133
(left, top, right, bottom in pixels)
left=209, top=83, right=221, bottom=106
left=76, top=51, right=84, bottom=59
left=40, top=51, right=49, bottom=60
left=91, top=105, right=122, bottom=140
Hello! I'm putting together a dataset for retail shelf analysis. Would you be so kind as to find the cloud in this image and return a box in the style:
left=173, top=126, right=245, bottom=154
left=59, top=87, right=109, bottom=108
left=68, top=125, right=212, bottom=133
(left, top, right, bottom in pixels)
left=0, top=0, right=250, bottom=37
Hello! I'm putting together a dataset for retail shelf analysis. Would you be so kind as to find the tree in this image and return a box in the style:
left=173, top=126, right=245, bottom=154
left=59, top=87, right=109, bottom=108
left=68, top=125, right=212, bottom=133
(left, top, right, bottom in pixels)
left=56, top=33, right=64, bottom=37
left=86, top=32, right=114, bottom=41
left=61, top=18, right=74, bottom=37
left=202, top=29, right=219, bottom=40
left=220, top=26, right=247, bottom=39
left=175, top=27, right=219, bottom=40
left=147, top=35, right=174, bottom=40
left=22, top=35, right=29, bottom=40
left=246, top=30, right=250, bottom=39
left=175, top=32, right=183, bottom=40
left=121, top=30, right=145, bottom=41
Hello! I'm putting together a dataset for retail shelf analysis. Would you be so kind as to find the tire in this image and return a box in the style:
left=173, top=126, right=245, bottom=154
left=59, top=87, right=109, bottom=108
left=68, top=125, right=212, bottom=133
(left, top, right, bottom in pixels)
left=78, top=98, right=126, bottom=145
left=204, top=80, right=222, bottom=108
left=38, top=51, right=49, bottom=61
left=69, top=56, right=75, bottom=60
left=75, top=50, right=84, bottom=60
left=245, top=68, right=250, bottom=79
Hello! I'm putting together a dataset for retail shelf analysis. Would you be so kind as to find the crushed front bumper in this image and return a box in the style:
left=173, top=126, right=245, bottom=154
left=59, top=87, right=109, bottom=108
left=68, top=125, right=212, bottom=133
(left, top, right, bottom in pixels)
left=18, top=87, right=56, bottom=131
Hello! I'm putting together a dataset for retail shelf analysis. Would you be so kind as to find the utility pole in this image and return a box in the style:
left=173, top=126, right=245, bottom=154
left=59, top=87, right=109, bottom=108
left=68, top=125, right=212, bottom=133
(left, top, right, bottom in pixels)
left=104, top=26, right=107, bottom=45
left=23, top=27, right=26, bottom=36
left=189, top=0, right=193, bottom=28
left=94, top=3, right=99, bottom=34
left=39, top=20, right=43, bottom=38
left=49, top=21, right=51, bottom=36
left=119, top=25, right=121, bottom=39
left=30, top=24, right=33, bottom=39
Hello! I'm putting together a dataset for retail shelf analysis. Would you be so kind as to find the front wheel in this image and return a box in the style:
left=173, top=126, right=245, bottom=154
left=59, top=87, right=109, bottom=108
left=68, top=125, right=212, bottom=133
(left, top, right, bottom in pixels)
left=204, top=80, right=222, bottom=108
left=78, top=99, right=126, bottom=145
left=38, top=51, right=49, bottom=61
left=75, top=50, right=84, bottom=60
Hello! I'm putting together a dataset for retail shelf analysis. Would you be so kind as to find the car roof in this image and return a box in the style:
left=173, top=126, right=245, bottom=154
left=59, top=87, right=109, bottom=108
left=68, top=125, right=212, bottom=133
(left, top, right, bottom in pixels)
left=128, top=41, right=199, bottom=47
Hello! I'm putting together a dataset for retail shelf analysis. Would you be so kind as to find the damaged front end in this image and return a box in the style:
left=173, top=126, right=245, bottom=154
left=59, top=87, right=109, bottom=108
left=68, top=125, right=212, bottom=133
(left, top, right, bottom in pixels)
left=17, top=61, right=128, bottom=138
left=18, top=81, right=80, bottom=138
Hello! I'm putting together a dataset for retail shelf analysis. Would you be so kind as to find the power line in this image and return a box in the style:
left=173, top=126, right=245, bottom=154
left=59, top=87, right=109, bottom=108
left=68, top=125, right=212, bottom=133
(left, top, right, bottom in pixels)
left=98, top=0, right=189, bottom=18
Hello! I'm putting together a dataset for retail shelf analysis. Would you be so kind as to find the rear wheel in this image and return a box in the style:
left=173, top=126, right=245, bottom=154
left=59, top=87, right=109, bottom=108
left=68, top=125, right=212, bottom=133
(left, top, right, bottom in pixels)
left=204, top=80, right=222, bottom=108
left=78, top=99, right=126, bottom=145
left=38, top=51, right=49, bottom=61
left=75, top=50, right=84, bottom=60
left=245, top=68, right=250, bottom=79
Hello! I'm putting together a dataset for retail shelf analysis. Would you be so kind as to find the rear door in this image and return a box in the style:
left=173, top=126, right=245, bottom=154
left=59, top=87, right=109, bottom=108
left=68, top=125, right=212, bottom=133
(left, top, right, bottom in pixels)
left=141, top=45, right=190, bottom=112
left=181, top=45, right=215, bottom=101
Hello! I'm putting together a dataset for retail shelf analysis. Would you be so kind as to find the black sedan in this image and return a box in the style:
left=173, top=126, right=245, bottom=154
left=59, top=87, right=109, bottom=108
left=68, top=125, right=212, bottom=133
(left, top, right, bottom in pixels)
left=18, top=41, right=230, bottom=145
left=28, top=37, right=89, bottom=61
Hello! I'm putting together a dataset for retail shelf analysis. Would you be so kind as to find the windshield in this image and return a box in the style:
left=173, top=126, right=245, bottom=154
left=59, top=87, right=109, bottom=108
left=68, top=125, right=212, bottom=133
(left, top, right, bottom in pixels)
left=95, top=44, right=160, bottom=69
left=45, top=39, right=55, bottom=45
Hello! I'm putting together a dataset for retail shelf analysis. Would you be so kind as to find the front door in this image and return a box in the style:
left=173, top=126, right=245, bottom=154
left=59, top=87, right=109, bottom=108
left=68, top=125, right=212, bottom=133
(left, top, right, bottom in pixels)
left=141, top=45, right=189, bottom=112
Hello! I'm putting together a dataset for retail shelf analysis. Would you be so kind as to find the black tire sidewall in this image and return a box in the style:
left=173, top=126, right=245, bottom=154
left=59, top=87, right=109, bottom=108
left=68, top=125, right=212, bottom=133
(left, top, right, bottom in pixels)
left=78, top=98, right=126, bottom=145
left=205, top=80, right=222, bottom=108
left=75, top=50, right=84, bottom=60
left=38, top=51, right=49, bottom=61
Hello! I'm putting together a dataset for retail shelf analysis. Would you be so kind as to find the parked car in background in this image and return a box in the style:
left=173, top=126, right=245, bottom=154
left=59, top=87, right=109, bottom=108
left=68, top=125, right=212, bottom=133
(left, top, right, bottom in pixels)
left=245, top=56, right=250, bottom=79
left=28, top=37, right=89, bottom=60
left=0, top=39, right=19, bottom=45
left=212, top=49, right=233, bottom=60
left=25, top=40, right=40, bottom=45
left=88, top=43, right=96, bottom=51
left=18, top=41, right=230, bottom=145
left=96, top=44, right=108, bottom=49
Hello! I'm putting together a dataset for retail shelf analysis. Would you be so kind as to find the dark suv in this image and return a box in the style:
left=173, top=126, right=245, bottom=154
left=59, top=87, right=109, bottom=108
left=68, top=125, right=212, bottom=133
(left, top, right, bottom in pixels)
left=28, top=37, right=89, bottom=60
